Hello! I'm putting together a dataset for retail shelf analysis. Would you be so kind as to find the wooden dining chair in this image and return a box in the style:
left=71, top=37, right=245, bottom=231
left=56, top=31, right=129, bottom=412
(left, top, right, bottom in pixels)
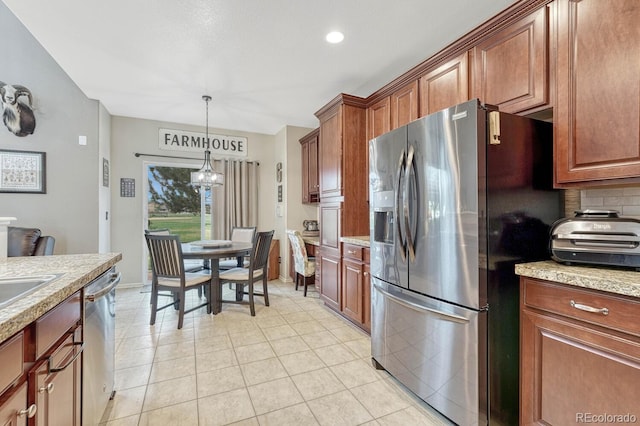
left=287, top=229, right=316, bottom=297
left=218, top=230, right=274, bottom=316
left=145, top=233, right=212, bottom=329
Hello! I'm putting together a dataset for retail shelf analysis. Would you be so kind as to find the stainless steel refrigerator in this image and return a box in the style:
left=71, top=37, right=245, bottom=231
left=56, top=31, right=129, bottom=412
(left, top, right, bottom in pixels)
left=369, top=99, right=562, bottom=425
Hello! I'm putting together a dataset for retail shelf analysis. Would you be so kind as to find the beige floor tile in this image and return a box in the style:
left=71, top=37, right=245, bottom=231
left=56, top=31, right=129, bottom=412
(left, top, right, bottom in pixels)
left=300, top=330, right=340, bottom=349
left=240, top=357, right=288, bottom=386
left=313, top=343, right=358, bottom=366
left=376, top=405, right=451, bottom=425
left=196, top=348, right=238, bottom=373
left=307, top=390, right=374, bottom=426
left=282, top=311, right=315, bottom=323
left=234, top=341, right=276, bottom=364
left=149, top=355, right=196, bottom=383
left=350, top=380, right=412, bottom=419
left=138, top=400, right=199, bottom=425
left=289, top=320, right=327, bottom=335
left=254, top=315, right=288, bottom=329
left=142, top=375, right=197, bottom=412
left=195, top=333, right=233, bottom=355
left=115, top=364, right=151, bottom=390
left=229, top=329, right=267, bottom=347
left=198, top=388, right=255, bottom=426
left=290, top=367, right=346, bottom=400
left=115, top=346, right=156, bottom=370
left=256, top=402, right=320, bottom=425
left=102, top=386, right=146, bottom=422
left=344, top=338, right=372, bottom=359
left=261, top=324, right=298, bottom=341
left=116, top=334, right=159, bottom=352
left=246, top=377, right=304, bottom=415
left=278, top=349, right=326, bottom=376
left=268, top=335, right=310, bottom=356
left=329, top=325, right=368, bottom=342
left=197, top=365, right=246, bottom=398
left=99, top=414, right=140, bottom=426
left=330, top=359, right=381, bottom=389
left=154, top=340, right=195, bottom=362
left=226, top=417, right=259, bottom=425
left=156, top=328, right=195, bottom=346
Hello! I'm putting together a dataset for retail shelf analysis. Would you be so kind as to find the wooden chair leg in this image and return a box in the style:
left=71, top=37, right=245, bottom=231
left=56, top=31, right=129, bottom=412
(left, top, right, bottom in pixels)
left=249, top=281, right=255, bottom=316
left=303, top=276, right=308, bottom=297
left=150, top=285, right=158, bottom=325
left=263, top=276, right=269, bottom=306
left=177, top=290, right=186, bottom=329
left=295, top=273, right=299, bottom=291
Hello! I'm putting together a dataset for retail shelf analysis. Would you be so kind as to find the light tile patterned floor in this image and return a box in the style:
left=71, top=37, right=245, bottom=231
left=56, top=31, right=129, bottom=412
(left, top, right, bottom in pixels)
left=101, top=280, right=453, bottom=425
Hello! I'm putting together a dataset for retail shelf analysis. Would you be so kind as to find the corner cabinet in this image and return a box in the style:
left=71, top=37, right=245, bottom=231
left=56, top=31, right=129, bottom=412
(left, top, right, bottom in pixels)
left=520, top=277, right=640, bottom=424
left=553, top=0, right=640, bottom=185
left=299, top=128, right=319, bottom=204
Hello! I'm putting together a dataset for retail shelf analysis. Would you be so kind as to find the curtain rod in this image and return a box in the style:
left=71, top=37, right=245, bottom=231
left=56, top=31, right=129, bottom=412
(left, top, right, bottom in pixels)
left=134, top=152, right=259, bottom=165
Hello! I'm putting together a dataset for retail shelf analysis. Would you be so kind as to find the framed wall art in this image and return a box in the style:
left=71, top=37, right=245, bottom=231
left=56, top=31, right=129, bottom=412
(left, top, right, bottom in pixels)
left=0, top=149, right=46, bottom=193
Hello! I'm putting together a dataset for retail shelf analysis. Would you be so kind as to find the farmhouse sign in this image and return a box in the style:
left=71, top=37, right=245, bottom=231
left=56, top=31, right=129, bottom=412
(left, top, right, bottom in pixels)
left=158, top=128, right=248, bottom=158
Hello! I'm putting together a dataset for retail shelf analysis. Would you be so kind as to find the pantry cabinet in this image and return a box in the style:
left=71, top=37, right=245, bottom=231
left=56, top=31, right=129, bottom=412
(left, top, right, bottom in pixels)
left=520, top=277, right=640, bottom=424
left=471, top=5, right=548, bottom=114
left=419, top=51, right=470, bottom=117
left=553, top=0, right=640, bottom=185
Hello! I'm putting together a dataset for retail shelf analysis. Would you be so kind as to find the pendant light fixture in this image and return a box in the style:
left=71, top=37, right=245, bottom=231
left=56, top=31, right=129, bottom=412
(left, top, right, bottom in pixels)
left=190, top=95, right=224, bottom=188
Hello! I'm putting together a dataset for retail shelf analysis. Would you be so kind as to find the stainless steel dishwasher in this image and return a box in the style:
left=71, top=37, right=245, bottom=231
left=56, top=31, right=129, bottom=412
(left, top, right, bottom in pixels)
left=83, top=267, right=120, bottom=426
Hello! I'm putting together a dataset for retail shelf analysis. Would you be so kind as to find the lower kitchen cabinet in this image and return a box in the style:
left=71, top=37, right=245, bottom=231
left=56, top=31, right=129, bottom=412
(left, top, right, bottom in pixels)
left=0, top=382, right=30, bottom=426
left=520, top=277, right=640, bottom=425
left=319, top=251, right=341, bottom=312
left=339, top=243, right=371, bottom=333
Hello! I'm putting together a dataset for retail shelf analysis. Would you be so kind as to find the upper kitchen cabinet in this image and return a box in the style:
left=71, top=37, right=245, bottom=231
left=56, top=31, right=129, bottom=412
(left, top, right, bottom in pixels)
left=471, top=5, right=549, bottom=114
left=554, top=0, right=640, bottom=185
left=367, top=96, right=391, bottom=141
left=419, top=51, right=470, bottom=117
left=299, top=128, right=319, bottom=204
left=391, top=81, right=419, bottom=129
left=315, top=94, right=368, bottom=203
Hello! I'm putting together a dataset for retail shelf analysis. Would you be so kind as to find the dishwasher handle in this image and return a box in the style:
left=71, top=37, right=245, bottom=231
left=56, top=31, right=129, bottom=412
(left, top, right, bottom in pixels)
left=85, top=272, right=121, bottom=303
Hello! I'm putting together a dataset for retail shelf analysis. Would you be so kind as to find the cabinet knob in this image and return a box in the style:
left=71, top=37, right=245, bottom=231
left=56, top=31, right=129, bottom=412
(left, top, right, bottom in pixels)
left=348, top=250, right=356, bottom=255
left=18, top=404, right=37, bottom=418
left=39, top=383, right=55, bottom=394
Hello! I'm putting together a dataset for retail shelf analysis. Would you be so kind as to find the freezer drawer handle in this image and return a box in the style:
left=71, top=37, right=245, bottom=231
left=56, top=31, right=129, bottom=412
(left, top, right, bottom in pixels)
left=373, top=283, right=469, bottom=324
left=570, top=300, right=609, bottom=316
left=85, top=272, right=121, bottom=302
left=49, top=342, right=84, bottom=373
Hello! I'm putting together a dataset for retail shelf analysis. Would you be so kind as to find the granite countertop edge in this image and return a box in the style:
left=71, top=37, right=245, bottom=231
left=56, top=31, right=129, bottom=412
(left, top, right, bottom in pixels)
left=0, top=253, right=122, bottom=342
left=340, top=236, right=370, bottom=248
left=515, top=260, right=640, bottom=299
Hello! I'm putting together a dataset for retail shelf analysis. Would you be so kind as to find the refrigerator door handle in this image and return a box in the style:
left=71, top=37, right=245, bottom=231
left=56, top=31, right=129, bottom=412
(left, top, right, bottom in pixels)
left=373, top=283, right=470, bottom=324
left=405, top=144, right=416, bottom=262
left=396, top=149, right=407, bottom=262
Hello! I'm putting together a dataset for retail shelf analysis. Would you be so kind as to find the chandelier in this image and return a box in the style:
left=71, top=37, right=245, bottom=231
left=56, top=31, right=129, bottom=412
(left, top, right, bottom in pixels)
left=190, top=95, right=224, bottom=188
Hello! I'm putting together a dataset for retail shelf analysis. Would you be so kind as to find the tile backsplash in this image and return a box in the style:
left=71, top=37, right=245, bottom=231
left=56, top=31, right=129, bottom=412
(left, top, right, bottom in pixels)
left=580, top=186, right=640, bottom=219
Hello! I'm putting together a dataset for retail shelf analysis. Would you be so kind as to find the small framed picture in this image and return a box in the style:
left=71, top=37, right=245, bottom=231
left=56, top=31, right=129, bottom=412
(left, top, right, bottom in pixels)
left=0, top=149, right=46, bottom=193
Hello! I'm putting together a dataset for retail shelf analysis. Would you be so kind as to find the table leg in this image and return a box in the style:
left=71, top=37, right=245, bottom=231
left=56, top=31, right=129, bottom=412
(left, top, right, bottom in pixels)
left=210, top=259, right=222, bottom=314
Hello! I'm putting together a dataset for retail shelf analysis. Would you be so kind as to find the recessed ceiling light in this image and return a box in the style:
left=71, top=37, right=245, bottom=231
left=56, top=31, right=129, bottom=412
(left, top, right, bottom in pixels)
left=326, top=31, right=344, bottom=44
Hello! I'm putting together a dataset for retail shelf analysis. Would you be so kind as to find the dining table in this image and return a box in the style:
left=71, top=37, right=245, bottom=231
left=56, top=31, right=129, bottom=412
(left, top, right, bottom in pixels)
left=182, top=240, right=253, bottom=314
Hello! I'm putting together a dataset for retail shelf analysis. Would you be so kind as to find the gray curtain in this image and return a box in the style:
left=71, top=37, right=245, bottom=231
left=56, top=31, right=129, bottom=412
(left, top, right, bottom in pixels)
left=211, top=160, right=259, bottom=239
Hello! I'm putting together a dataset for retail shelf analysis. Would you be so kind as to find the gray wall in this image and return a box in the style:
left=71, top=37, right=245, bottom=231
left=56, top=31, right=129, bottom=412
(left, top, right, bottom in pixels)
left=1, top=3, right=102, bottom=254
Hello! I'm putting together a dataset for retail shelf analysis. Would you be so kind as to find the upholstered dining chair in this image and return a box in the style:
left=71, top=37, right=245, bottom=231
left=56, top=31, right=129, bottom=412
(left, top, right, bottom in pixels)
left=218, top=230, right=274, bottom=316
left=287, top=229, right=316, bottom=297
left=218, top=226, right=257, bottom=270
left=145, top=233, right=212, bottom=329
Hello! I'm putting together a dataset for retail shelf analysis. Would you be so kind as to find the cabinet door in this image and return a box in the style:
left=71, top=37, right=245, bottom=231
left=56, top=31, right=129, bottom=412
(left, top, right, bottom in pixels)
left=521, top=308, right=640, bottom=425
left=419, top=51, right=470, bottom=117
left=0, top=382, right=29, bottom=426
left=301, top=141, right=310, bottom=203
left=554, top=0, right=640, bottom=184
left=342, top=258, right=364, bottom=324
left=391, top=81, right=419, bottom=129
left=319, top=107, right=342, bottom=199
left=308, top=136, right=319, bottom=199
left=367, top=97, right=391, bottom=141
left=320, top=254, right=340, bottom=312
left=363, top=251, right=371, bottom=332
left=472, top=6, right=548, bottom=114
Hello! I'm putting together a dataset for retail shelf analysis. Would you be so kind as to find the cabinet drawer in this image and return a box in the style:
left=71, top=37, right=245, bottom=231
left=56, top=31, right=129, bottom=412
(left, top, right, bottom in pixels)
left=0, top=332, right=24, bottom=394
left=35, top=291, right=81, bottom=358
left=522, top=278, right=640, bottom=337
left=343, top=244, right=363, bottom=262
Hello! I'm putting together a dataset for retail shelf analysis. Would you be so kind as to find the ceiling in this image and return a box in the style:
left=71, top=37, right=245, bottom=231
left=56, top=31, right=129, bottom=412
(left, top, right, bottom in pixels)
left=4, top=0, right=517, bottom=135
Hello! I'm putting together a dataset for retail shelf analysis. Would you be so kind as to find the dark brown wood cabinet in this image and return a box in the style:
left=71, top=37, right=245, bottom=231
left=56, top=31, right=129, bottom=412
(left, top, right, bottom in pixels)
left=299, top=129, right=319, bottom=204
left=391, top=81, right=419, bottom=129
left=419, top=51, right=470, bottom=117
left=367, top=96, right=391, bottom=141
left=554, top=0, right=640, bottom=185
left=520, top=277, right=640, bottom=424
left=471, top=5, right=549, bottom=114
left=341, top=244, right=371, bottom=332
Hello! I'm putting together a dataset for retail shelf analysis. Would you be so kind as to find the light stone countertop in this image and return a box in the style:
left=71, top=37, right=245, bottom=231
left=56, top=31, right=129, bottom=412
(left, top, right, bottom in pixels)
left=0, top=253, right=122, bottom=342
left=515, top=260, right=640, bottom=299
left=301, top=236, right=319, bottom=246
left=341, top=236, right=370, bottom=248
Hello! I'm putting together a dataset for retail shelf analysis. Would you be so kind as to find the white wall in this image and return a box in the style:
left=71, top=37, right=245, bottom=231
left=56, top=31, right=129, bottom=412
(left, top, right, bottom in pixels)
left=110, top=116, right=284, bottom=285
left=1, top=3, right=102, bottom=254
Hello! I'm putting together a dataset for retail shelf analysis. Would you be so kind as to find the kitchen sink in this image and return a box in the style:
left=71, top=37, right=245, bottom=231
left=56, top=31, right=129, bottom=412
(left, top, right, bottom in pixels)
left=0, top=274, right=61, bottom=308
